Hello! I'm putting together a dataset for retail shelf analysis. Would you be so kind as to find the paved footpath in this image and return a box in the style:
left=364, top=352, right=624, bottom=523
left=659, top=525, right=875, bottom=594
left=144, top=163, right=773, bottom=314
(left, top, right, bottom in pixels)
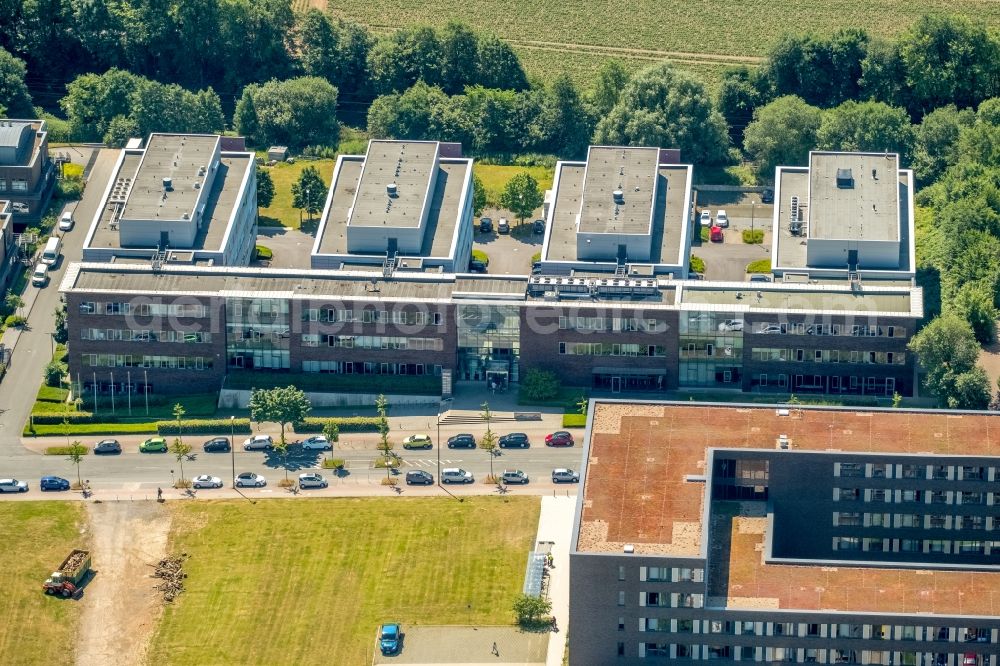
left=538, top=496, right=576, bottom=666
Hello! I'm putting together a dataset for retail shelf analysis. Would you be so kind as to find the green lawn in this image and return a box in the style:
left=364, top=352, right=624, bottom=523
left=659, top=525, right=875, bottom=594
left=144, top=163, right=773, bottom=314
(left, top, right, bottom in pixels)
left=0, top=503, right=87, bottom=664
left=258, top=159, right=336, bottom=229
left=474, top=164, right=554, bottom=207
left=149, top=497, right=540, bottom=665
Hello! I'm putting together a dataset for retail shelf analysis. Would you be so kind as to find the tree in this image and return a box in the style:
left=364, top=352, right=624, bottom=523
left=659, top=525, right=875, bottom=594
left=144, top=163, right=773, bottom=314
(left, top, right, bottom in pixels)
left=170, top=437, right=193, bottom=486
left=952, top=281, right=999, bottom=344
left=762, top=29, right=869, bottom=108
left=256, top=167, right=275, bottom=208
left=478, top=402, right=498, bottom=481
left=476, top=34, right=528, bottom=91
left=53, top=304, right=68, bottom=344
left=367, top=26, right=443, bottom=95
left=235, top=77, right=340, bottom=149
left=978, top=98, right=1000, bottom=126
left=66, top=441, right=86, bottom=490
left=44, top=361, right=64, bottom=388
left=539, top=74, right=593, bottom=158
left=249, top=385, right=311, bottom=448
left=499, top=172, right=543, bottom=225
left=0, top=47, right=35, bottom=117
left=471, top=174, right=488, bottom=217
left=512, top=594, right=552, bottom=625
left=520, top=369, right=560, bottom=402
left=367, top=81, right=449, bottom=141
left=172, top=402, right=186, bottom=446
left=375, top=394, right=394, bottom=481
left=590, top=60, right=631, bottom=118
left=743, top=96, right=823, bottom=182
left=5, top=293, right=24, bottom=316
left=594, top=63, right=730, bottom=164
left=322, top=421, right=340, bottom=447
left=292, top=166, right=327, bottom=222
left=912, top=105, right=976, bottom=185
left=440, top=22, right=480, bottom=95
left=908, top=314, right=990, bottom=409
left=716, top=66, right=771, bottom=147
left=859, top=38, right=911, bottom=109
left=816, top=100, right=915, bottom=164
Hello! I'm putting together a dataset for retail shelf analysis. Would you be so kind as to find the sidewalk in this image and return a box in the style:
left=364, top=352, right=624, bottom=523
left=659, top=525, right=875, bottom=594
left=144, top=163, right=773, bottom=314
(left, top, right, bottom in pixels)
left=536, top=495, right=577, bottom=666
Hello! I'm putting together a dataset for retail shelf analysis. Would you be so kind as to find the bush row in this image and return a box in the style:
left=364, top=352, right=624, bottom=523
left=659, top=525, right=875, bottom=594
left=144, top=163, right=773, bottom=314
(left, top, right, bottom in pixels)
left=157, top=418, right=253, bottom=436
left=292, top=417, right=381, bottom=434
left=30, top=412, right=99, bottom=425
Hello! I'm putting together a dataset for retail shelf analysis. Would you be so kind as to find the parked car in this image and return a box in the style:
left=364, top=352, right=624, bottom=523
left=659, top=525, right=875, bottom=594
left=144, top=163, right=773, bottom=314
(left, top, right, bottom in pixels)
left=298, top=472, right=328, bottom=489
left=0, top=478, right=28, bottom=493
left=710, top=225, right=724, bottom=242
left=379, top=623, right=401, bottom=655
left=31, top=262, right=48, bottom=286
left=761, top=189, right=774, bottom=204
left=963, top=655, right=980, bottom=666
left=192, top=475, right=223, bottom=489
left=40, top=476, right=70, bottom=491
left=497, top=218, right=510, bottom=234
left=58, top=210, right=74, bottom=231
left=501, top=469, right=529, bottom=484
left=301, top=435, right=332, bottom=451
left=441, top=468, right=474, bottom=484
left=447, top=433, right=476, bottom=449
left=139, top=437, right=167, bottom=453
left=699, top=210, right=712, bottom=226
left=551, top=468, right=580, bottom=483
left=532, top=219, right=545, bottom=234
left=759, top=324, right=783, bottom=334
left=718, top=319, right=744, bottom=332
left=203, top=437, right=230, bottom=453
left=715, top=210, right=729, bottom=227
left=545, top=431, right=575, bottom=447
left=235, top=472, right=266, bottom=488
left=478, top=217, right=493, bottom=233
left=243, top=434, right=273, bottom=451
left=749, top=273, right=772, bottom=282
left=499, top=432, right=530, bottom=449
left=402, top=434, right=433, bottom=450
left=405, top=470, right=434, bottom=485
left=93, top=439, right=121, bottom=454
left=468, top=259, right=488, bottom=273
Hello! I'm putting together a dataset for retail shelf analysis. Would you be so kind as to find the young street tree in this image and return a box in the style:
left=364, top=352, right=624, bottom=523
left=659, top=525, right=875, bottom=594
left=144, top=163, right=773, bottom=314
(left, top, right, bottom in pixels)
left=170, top=437, right=193, bottom=486
left=512, top=594, right=552, bottom=626
left=471, top=173, right=488, bottom=217
left=478, top=401, right=498, bottom=481
left=292, top=166, right=327, bottom=223
left=498, top=172, right=543, bottom=225
left=256, top=167, right=275, bottom=208
left=250, top=386, right=312, bottom=484
left=375, top=394, right=395, bottom=481
left=66, top=441, right=86, bottom=490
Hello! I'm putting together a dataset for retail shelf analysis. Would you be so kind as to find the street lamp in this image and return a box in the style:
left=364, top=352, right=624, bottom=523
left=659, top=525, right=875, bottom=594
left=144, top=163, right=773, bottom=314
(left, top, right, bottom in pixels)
left=230, top=415, right=236, bottom=488
left=750, top=199, right=756, bottom=238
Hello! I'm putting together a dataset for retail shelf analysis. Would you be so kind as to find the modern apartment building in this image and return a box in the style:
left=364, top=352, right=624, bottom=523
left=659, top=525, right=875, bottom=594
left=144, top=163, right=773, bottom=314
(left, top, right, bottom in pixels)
left=59, top=140, right=924, bottom=400
left=570, top=401, right=1000, bottom=665
left=0, top=119, right=54, bottom=225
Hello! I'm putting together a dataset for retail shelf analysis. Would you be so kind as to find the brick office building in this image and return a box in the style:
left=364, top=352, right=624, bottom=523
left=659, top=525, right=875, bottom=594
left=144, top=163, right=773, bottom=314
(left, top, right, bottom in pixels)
left=0, top=119, right=54, bottom=225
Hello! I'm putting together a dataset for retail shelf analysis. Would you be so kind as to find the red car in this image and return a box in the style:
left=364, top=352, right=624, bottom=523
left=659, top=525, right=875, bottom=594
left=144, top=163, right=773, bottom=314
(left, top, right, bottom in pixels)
left=709, top=225, right=724, bottom=242
left=964, top=654, right=980, bottom=666
left=545, top=431, right=575, bottom=447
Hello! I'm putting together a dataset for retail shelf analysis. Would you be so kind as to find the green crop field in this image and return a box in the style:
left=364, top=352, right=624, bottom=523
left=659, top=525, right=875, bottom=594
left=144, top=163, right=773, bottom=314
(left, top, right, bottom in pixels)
left=148, top=497, right=540, bottom=665
left=328, top=0, right=1000, bottom=89
left=0, top=502, right=87, bottom=664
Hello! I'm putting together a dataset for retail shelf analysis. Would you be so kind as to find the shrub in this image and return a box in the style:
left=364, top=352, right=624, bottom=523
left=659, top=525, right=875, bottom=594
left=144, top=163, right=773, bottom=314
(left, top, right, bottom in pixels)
left=322, top=458, right=346, bottom=470
left=4, top=315, right=26, bottom=328
left=471, top=249, right=489, bottom=264
left=690, top=255, right=706, bottom=273
left=44, top=361, right=66, bottom=387
left=255, top=245, right=273, bottom=260
left=699, top=227, right=710, bottom=242
left=293, top=417, right=381, bottom=434
left=157, top=418, right=253, bottom=436
left=31, top=412, right=99, bottom=425
left=746, top=259, right=772, bottom=273
left=562, top=413, right=587, bottom=428
left=520, top=369, right=561, bottom=403
left=531, top=252, right=541, bottom=264
left=45, top=446, right=90, bottom=455
left=741, top=229, right=764, bottom=244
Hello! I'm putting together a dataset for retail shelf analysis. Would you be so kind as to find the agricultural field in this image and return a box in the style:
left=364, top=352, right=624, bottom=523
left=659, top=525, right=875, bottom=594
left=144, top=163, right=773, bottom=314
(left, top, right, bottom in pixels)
left=258, top=158, right=337, bottom=229
left=148, top=497, right=541, bottom=665
left=0, top=502, right=87, bottom=664
left=327, top=0, right=1000, bottom=89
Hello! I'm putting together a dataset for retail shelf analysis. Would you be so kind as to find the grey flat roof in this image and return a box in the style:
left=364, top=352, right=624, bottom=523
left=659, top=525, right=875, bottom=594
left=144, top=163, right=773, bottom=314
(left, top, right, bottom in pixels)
left=122, top=134, right=219, bottom=222
left=453, top=277, right=528, bottom=297
left=808, top=152, right=899, bottom=242
left=680, top=285, right=912, bottom=314
left=0, top=121, right=30, bottom=149
left=89, top=152, right=252, bottom=252
left=579, top=146, right=658, bottom=235
left=545, top=163, right=689, bottom=265
left=349, top=140, right=437, bottom=229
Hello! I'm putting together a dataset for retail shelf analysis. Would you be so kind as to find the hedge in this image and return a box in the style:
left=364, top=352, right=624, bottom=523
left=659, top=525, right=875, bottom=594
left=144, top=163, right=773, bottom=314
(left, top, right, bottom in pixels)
left=746, top=259, right=772, bottom=273
left=25, top=422, right=158, bottom=436
left=31, top=412, right=101, bottom=425
left=741, top=229, right=765, bottom=244
left=157, top=418, right=253, bottom=436
left=562, top=413, right=587, bottom=428
left=293, top=417, right=381, bottom=434
left=45, top=446, right=89, bottom=455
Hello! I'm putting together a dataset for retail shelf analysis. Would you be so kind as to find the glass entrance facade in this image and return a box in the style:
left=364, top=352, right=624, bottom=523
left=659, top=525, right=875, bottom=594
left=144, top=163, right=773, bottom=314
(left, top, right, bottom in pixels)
left=457, top=304, right=520, bottom=383
left=679, top=311, right=744, bottom=387
left=226, top=297, right=290, bottom=370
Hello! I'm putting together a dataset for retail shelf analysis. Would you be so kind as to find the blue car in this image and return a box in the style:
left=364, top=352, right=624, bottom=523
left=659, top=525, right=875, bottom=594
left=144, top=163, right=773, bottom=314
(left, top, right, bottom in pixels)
left=379, top=623, right=401, bottom=655
left=40, top=476, right=70, bottom=491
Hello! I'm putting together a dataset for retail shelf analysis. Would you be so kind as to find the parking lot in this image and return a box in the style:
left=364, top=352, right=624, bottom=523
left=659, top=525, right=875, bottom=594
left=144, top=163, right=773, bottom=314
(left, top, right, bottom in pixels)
left=373, top=626, right=547, bottom=664
left=693, top=192, right=774, bottom=282
left=472, top=211, right=543, bottom=276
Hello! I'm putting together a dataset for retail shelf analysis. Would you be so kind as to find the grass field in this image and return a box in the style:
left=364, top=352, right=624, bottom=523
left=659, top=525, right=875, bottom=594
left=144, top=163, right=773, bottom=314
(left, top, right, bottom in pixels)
left=0, top=502, right=86, bottom=664
left=327, top=0, right=1000, bottom=89
left=258, top=159, right=336, bottom=228
left=474, top=164, right=554, bottom=205
left=148, top=497, right=541, bottom=665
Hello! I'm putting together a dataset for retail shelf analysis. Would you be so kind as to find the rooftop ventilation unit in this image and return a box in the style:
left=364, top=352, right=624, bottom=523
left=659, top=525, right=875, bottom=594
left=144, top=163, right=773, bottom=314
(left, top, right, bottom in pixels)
left=612, top=189, right=625, bottom=205
left=790, top=195, right=799, bottom=223
left=836, top=168, right=854, bottom=189
left=163, top=177, right=173, bottom=192
left=387, top=183, right=398, bottom=198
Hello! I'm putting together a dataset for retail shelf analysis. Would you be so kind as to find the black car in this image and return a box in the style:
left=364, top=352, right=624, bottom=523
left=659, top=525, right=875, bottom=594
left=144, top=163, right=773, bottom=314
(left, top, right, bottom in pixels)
left=761, top=189, right=774, bottom=204
left=532, top=219, right=545, bottom=234
left=468, top=259, right=488, bottom=273
left=40, top=476, right=70, bottom=491
left=479, top=217, right=493, bottom=233
left=405, top=470, right=434, bottom=485
left=499, top=432, right=530, bottom=449
left=447, top=433, right=477, bottom=449
left=203, top=437, right=231, bottom=453
left=93, top=439, right=121, bottom=454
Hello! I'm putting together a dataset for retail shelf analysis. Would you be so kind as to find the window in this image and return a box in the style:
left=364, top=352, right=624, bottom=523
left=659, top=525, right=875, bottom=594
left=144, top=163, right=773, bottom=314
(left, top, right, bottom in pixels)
left=11, top=178, right=27, bottom=192
left=838, top=512, right=862, bottom=526
left=901, top=489, right=921, bottom=502
left=617, top=591, right=625, bottom=606
left=618, top=566, right=625, bottom=581
left=617, top=642, right=624, bottom=657
left=836, top=536, right=861, bottom=551
left=79, top=302, right=96, bottom=314
left=899, top=514, right=921, bottom=528
left=901, top=464, right=922, bottom=479
left=963, top=466, right=986, bottom=481
left=840, top=462, right=864, bottom=477
left=646, top=567, right=668, bottom=582
left=617, top=617, right=624, bottom=631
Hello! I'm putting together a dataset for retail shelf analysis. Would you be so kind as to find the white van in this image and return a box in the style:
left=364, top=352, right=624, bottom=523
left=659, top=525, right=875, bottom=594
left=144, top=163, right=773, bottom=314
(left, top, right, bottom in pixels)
left=41, top=236, right=61, bottom=265
left=58, top=210, right=74, bottom=231
left=31, top=262, right=48, bottom=286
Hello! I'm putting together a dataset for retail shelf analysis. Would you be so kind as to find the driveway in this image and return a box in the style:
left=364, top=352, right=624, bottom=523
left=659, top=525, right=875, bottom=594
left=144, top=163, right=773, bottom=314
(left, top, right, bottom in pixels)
left=692, top=200, right=774, bottom=282
left=255, top=226, right=316, bottom=269
left=373, top=626, right=547, bottom=664
left=473, top=212, right=543, bottom=276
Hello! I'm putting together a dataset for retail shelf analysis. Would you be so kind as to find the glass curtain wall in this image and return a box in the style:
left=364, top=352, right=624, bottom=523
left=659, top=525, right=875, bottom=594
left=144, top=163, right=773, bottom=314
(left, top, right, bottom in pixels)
left=226, top=297, right=290, bottom=370
left=456, top=304, right=520, bottom=385
left=679, top=311, right=743, bottom=387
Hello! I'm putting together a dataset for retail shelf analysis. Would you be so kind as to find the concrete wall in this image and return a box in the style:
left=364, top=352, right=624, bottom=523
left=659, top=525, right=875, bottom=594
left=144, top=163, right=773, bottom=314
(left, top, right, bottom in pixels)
left=807, top=238, right=901, bottom=269
left=218, top=388, right=440, bottom=409
left=577, top=230, right=652, bottom=263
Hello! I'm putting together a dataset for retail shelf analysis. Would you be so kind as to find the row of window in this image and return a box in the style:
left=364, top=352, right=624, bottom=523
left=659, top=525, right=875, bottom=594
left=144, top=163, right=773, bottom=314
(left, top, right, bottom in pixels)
left=634, top=643, right=987, bottom=663
left=557, top=316, right=663, bottom=332
left=752, top=348, right=906, bottom=365
left=630, top=619, right=988, bottom=642
left=79, top=302, right=209, bottom=318
left=835, top=512, right=992, bottom=530
left=638, top=566, right=704, bottom=583
left=301, top=308, right=443, bottom=326
left=301, top=335, right=444, bottom=351
left=838, top=462, right=993, bottom=482
left=0, top=179, right=29, bottom=192
left=559, top=342, right=667, bottom=357
left=81, top=354, right=213, bottom=370
left=633, top=591, right=703, bottom=608
left=834, top=536, right=996, bottom=554
left=837, top=487, right=997, bottom=505
left=753, top=322, right=906, bottom=338
left=301, top=361, right=442, bottom=376
left=80, top=328, right=213, bottom=344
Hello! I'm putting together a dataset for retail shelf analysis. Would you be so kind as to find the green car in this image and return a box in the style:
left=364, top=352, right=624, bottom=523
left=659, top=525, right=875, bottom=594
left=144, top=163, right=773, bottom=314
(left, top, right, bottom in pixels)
left=139, top=437, right=168, bottom=453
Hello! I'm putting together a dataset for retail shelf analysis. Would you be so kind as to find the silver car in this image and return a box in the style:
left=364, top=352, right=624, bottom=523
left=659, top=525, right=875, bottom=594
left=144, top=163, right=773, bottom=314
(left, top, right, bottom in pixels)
left=551, top=468, right=580, bottom=483
left=298, top=472, right=328, bottom=489
left=242, top=434, right=273, bottom=451
left=0, top=478, right=28, bottom=493
left=235, top=472, right=266, bottom=488
left=192, top=475, right=223, bottom=489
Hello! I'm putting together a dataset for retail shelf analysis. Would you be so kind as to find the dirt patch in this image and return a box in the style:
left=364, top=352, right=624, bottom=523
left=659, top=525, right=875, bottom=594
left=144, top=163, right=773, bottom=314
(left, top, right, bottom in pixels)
left=978, top=332, right=1000, bottom=394
left=76, top=501, right=171, bottom=666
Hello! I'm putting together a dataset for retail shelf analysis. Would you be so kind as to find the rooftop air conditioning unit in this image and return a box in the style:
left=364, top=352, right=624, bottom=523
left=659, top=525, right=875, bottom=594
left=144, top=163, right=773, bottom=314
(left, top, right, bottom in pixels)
left=163, top=177, right=173, bottom=191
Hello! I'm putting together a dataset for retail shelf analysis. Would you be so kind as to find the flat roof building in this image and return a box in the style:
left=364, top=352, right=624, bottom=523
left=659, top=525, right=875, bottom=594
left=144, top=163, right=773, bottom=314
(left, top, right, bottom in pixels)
left=0, top=119, right=54, bottom=225
left=82, top=134, right=257, bottom=267
left=570, top=401, right=1000, bottom=665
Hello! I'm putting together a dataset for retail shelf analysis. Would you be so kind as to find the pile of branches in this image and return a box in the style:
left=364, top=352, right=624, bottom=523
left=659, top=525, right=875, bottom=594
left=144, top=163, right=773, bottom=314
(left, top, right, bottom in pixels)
left=150, top=554, right=188, bottom=602
left=61, top=551, right=87, bottom=574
